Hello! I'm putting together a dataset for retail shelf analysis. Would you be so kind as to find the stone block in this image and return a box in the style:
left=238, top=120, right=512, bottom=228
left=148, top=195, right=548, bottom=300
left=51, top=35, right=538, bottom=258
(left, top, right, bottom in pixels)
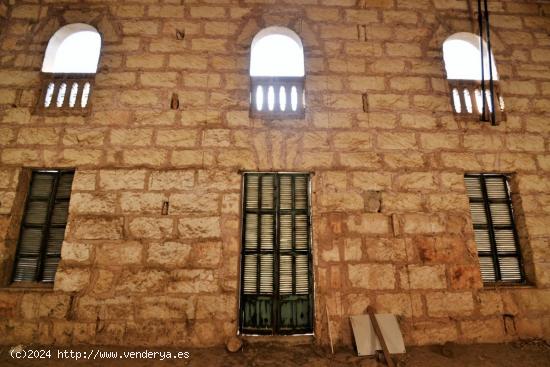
left=61, top=242, right=92, bottom=264
left=188, top=241, right=222, bottom=268
left=147, top=241, right=191, bottom=267
left=170, top=192, right=220, bottom=213
left=54, top=268, right=90, bottom=292
left=196, top=294, right=236, bottom=319
left=426, top=292, right=474, bottom=317
left=149, top=170, right=195, bottom=191
left=167, top=269, right=219, bottom=293
left=116, top=269, right=168, bottom=293
left=95, top=242, right=143, bottom=265
left=448, top=265, right=483, bottom=289
left=178, top=217, right=221, bottom=239
left=136, top=296, right=195, bottom=321
left=99, top=170, right=146, bottom=190
left=318, top=192, right=364, bottom=211
left=70, top=193, right=116, bottom=214
left=366, top=238, right=407, bottom=262
left=460, top=319, right=506, bottom=343
left=347, top=213, right=391, bottom=234
left=73, top=217, right=124, bottom=240
left=344, top=238, right=363, bottom=261
left=156, top=129, right=198, bottom=147
left=120, top=192, right=167, bottom=214
left=411, top=320, right=458, bottom=345
left=348, top=264, right=395, bottom=290
left=397, top=172, right=438, bottom=191
left=129, top=217, right=174, bottom=239
left=376, top=293, right=422, bottom=317
left=401, top=214, right=446, bottom=234
left=407, top=265, right=447, bottom=289
left=381, top=193, right=423, bottom=212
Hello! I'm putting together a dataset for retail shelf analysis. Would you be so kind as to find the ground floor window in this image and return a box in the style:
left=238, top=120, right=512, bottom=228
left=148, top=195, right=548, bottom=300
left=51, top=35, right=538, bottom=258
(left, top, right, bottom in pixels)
left=464, top=173, right=525, bottom=284
left=239, top=173, right=313, bottom=335
left=12, top=169, right=74, bottom=283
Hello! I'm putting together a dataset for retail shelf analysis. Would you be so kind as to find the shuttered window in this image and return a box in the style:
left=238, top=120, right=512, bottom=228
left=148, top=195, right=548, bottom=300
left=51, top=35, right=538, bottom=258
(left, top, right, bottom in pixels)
left=240, top=173, right=313, bottom=335
left=12, top=170, right=74, bottom=283
left=465, top=174, right=524, bottom=284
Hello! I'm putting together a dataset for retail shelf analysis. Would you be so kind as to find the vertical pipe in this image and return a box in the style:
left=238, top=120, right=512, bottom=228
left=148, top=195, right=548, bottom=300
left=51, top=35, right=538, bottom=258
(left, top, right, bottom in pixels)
left=484, top=0, right=497, bottom=125
left=477, top=0, right=487, bottom=122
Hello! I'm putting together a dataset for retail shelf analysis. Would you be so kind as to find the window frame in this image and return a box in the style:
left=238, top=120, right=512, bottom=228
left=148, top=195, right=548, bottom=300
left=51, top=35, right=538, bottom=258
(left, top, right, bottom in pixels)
left=239, top=172, right=314, bottom=335
left=36, top=23, right=101, bottom=116
left=443, top=32, right=505, bottom=123
left=35, top=73, right=96, bottom=116
left=249, top=27, right=306, bottom=119
left=465, top=173, right=526, bottom=285
left=11, top=169, right=74, bottom=285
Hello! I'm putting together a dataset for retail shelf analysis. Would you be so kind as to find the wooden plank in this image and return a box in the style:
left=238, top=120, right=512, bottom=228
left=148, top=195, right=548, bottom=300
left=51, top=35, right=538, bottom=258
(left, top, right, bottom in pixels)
left=367, top=306, right=395, bottom=367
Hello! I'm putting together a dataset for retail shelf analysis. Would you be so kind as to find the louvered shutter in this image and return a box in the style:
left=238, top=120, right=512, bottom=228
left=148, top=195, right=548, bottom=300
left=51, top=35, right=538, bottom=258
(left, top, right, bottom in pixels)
left=464, top=174, right=524, bottom=283
left=240, top=173, right=313, bottom=334
left=13, top=170, right=74, bottom=283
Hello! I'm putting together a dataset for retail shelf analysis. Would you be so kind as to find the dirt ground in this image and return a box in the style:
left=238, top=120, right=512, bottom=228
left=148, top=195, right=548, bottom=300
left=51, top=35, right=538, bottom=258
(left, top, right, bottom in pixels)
left=1, top=339, right=549, bottom=366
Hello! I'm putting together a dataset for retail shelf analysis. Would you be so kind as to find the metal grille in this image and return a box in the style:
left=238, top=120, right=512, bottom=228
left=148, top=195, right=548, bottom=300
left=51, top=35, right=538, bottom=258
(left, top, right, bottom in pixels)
left=240, top=173, right=313, bottom=335
left=12, top=170, right=74, bottom=283
left=464, top=174, right=524, bottom=283
left=448, top=80, right=505, bottom=123
left=250, top=77, right=305, bottom=119
left=36, top=73, right=95, bottom=115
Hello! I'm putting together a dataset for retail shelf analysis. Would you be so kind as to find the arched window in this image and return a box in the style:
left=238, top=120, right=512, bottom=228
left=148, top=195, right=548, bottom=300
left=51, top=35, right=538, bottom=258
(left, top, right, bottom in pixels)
left=249, top=27, right=305, bottom=118
left=443, top=32, right=504, bottom=121
left=38, top=24, right=101, bottom=114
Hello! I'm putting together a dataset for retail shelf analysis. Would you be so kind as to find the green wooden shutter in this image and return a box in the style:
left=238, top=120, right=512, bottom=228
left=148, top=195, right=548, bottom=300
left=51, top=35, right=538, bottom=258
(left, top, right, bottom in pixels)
left=13, top=170, right=74, bottom=283
left=240, top=173, right=313, bottom=335
left=465, top=174, right=524, bottom=283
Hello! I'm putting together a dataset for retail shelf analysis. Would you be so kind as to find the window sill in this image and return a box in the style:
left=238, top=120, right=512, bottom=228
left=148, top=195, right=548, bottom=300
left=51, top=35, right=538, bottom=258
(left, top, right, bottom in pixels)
left=482, top=282, right=536, bottom=290
left=0, top=282, right=54, bottom=292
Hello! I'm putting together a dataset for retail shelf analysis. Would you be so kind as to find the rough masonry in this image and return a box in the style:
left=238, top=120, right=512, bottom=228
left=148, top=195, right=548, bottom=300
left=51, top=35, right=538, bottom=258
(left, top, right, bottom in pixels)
left=0, top=0, right=549, bottom=348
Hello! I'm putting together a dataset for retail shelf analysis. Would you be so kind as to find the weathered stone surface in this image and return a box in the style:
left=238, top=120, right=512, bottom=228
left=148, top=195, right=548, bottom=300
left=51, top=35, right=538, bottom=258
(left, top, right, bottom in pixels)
left=366, top=238, right=407, bottom=262
left=54, top=268, right=90, bottom=292
left=95, top=242, right=143, bottom=265
left=426, top=292, right=475, bottom=317
left=407, top=265, right=447, bottom=289
left=0, top=0, right=549, bottom=351
left=149, top=171, right=195, bottom=191
left=147, top=241, right=191, bottom=267
left=73, top=217, right=124, bottom=240
left=99, top=170, right=146, bottom=190
left=346, top=214, right=391, bottom=234
left=116, top=269, right=168, bottom=293
left=60, top=242, right=92, bottom=263
left=348, top=264, right=395, bottom=290
left=178, top=217, right=221, bottom=239
left=167, top=270, right=219, bottom=293
left=129, top=217, right=174, bottom=239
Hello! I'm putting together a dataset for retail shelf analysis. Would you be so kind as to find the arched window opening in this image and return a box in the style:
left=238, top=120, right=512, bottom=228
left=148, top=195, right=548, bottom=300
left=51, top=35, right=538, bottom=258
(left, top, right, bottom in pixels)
left=249, top=27, right=305, bottom=118
left=37, top=24, right=101, bottom=114
left=443, top=32, right=505, bottom=123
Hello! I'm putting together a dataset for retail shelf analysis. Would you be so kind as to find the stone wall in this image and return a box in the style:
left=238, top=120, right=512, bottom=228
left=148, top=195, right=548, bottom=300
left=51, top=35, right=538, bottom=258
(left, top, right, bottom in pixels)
left=0, top=0, right=549, bottom=347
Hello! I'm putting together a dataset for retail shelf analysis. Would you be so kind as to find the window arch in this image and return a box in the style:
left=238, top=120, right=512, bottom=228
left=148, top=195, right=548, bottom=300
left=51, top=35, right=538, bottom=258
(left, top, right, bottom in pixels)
left=42, top=23, right=101, bottom=73
left=38, top=23, right=101, bottom=114
left=443, top=32, right=498, bottom=81
left=249, top=27, right=305, bottom=118
left=443, top=32, right=504, bottom=122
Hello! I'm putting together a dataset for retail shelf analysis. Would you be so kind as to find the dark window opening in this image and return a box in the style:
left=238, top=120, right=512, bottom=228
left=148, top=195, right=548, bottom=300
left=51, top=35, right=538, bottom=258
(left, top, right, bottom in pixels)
left=465, top=174, right=525, bottom=284
left=12, top=170, right=74, bottom=283
left=239, top=173, right=313, bottom=335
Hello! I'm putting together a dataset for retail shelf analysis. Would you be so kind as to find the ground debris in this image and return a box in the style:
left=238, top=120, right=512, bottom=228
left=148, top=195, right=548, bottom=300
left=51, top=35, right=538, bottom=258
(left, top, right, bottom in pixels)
left=1, top=342, right=550, bottom=366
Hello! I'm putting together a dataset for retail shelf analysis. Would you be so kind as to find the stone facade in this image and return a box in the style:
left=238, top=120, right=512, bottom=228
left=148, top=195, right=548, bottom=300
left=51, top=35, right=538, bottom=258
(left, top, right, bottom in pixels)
left=0, top=0, right=549, bottom=348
